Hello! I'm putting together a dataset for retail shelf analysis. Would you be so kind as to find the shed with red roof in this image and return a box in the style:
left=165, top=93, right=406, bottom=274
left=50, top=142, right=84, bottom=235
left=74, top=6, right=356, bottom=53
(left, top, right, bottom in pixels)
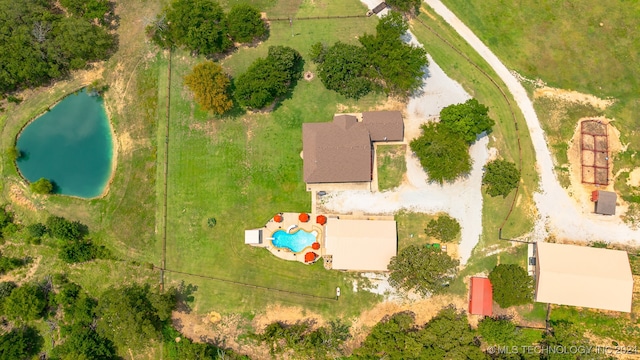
left=469, top=277, right=493, bottom=316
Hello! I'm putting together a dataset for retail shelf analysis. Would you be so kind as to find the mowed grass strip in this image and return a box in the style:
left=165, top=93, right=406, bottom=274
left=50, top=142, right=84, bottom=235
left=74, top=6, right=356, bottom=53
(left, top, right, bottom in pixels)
left=163, top=1, right=384, bottom=317
left=411, top=8, right=537, bottom=256
left=377, top=145, right=406, bottom=191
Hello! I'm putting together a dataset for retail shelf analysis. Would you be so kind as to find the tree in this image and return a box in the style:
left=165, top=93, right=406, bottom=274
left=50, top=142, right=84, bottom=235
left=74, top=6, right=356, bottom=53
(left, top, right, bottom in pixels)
left=30, top=178, right=53, bottom=194
left=439, top=98, right=496, bottom=144
left=410, top=123, right=472, bottom=183
left=5, top=146, right=20, bottom=161
left=542, top=320, right=608, bottom=360
left=3, top=283, right=47, bottom=321
left=226, top=4, right=266, bottom=43
left=0, top=326, right=43, bottom=359
left=46, top=216, right=84, bottom=241
left=162, top=0, right=232, bottom=55
left=0, top=251, right=24, bottom=274
left=388, top=245, right=459, bottom=296
left=355, top=311, right=423, bottom=359
left=418, top=306, right=486, bottom=359
left=26, top=223, right=47, bottom=238
left=60, top=0, right=110, bottom=22
left=317, top=42, right=373, bottom=99
left=96, top=284, right=175, bottom=350
left=386, top=0, right=421, bottom=13
left=309, top=42, right=327, bottom=64
left=52, top=324, right=117, bottom=360
left=59, top=239, right=100, bottom=263
left=488, top=264, right=533, bottom=308
left=234, top=46, right=303, bottom=109
left=359, top=12, right=427, bottom=96
left=184, top=61, right=233, bottom=114
left=483, top=159, right=520, bottom=197
left=425, top=214, right=461, bottom=243
left=478, top=316, right=521, bottom=346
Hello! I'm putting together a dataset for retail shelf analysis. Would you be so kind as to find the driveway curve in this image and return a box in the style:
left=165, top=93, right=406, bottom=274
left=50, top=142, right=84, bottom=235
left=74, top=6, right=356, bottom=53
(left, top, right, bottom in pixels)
left=426, top=0, right=640, bottom=244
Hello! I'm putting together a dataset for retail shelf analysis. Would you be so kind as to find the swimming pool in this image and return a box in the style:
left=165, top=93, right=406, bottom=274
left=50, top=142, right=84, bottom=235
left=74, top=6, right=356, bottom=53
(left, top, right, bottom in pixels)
left=272, top=229, right=317, bottom=252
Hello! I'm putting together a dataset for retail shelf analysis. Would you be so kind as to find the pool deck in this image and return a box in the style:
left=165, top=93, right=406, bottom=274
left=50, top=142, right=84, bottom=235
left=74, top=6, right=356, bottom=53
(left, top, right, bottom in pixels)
left=252, top=212, right=326, bottom=264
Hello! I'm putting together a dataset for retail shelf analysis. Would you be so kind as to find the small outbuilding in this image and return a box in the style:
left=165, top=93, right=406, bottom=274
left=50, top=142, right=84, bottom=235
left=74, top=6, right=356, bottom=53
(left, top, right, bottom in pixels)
left=468, top=277, right=493, bottom=316
left=244, top=229, right=263, bottom=246
left=592, top=190, right=617, bottom=215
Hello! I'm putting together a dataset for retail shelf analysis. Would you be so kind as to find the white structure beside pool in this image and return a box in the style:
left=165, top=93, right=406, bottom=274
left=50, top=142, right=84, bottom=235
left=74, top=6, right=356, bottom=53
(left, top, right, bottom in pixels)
left=324, top=219, right=397, bottom=271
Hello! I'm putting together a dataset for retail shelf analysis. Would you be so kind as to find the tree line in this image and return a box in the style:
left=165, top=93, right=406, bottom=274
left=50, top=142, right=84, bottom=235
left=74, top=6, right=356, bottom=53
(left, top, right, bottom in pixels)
left=0, top=0, right=116, bottom=94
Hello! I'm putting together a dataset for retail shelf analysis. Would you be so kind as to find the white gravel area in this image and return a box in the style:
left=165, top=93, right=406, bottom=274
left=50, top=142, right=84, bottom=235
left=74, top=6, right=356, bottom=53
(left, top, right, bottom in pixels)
left=322, top=5, right=488, bottom=264
left=427, top=0, right=640, bottom=245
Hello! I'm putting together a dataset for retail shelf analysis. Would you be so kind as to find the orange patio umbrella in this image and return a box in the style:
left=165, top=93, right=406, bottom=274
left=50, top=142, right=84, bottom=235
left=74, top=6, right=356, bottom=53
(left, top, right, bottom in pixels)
left=304, top=252, right=317, bottom=263
left=316, top=215, right=327, bottom=225
left=299, top=213, right=310, bottom=222
left=312, top=242, right=320, bottom=250
left=273, top=214, right=283, bottom=223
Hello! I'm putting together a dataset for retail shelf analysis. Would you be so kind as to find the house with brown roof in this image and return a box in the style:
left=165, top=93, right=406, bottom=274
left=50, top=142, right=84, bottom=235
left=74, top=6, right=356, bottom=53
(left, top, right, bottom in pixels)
left=302, top=111, right=404, bottom=184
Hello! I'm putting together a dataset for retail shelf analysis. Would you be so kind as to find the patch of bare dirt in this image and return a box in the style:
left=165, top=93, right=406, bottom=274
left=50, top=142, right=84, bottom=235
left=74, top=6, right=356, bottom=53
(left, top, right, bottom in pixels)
left=534, top=86, right=615, bottom=110
left=252, top=304, right=326, bottom=332
left=303, top=71, right=314, bottom=81
left=566, top=117, right=622, bottom=211
left=373, top=97, right=406, bottom=112
left=0, top=256, right=42, bottom=285
left=8, top=184, right=38, bottom=212
left=628, top=168, right=640, bottom=187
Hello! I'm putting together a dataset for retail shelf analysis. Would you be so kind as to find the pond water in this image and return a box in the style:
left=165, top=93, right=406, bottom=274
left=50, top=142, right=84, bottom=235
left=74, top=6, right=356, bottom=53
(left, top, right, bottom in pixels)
left=16, top=89, right=114, bottom=198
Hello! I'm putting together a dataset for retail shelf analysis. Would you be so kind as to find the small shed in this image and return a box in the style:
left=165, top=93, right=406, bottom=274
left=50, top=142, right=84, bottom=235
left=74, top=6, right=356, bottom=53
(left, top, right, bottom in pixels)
left=244, top=229, right=263, bottom=246
left=469, top=277, right=493, bottom=316
left=593, top=190, right=617, bottom=215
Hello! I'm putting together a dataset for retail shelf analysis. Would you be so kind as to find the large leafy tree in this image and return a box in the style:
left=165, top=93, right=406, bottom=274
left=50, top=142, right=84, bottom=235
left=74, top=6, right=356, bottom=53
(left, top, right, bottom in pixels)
left=164, top=0, right=232, bottom=55
left=46, top=216, right=84, bottom=241
left=52, top=324, right=117, bottom=360
left=317, top=42, right=373, bottom=99
left=355, top=312, right=423, bottom=359
left=488, top=264, right=533, bottom=308
left=184, top=61, right=233, bottom=114
left=542, top=321, right=608, bottom=360
left=410, top=123, right=472, bottom=183
left=235, top=46, right=303, bottom=109
left=96, top=284, right=175, bottom=350
left=483, top=159, right=521, bottom=197
left=439, top=98, right=496, bottom=144
left=425, top=214, right=461, bottom=243
left=226, top=4, right=267, bottom=43
left=30, top=178, right=53, bottom=194
left=0, top=326, right=43, bottom=359
left=0, top=0, right=115, bottom=93
left=3, top=283, right=47, bottom=321
left=359, top=12, right=427, bottom=96
left=418, top=306, right=486, bottom=359
left=60, top=0, right=110, bottom=22
left=388, top=245, right=459, bottom=296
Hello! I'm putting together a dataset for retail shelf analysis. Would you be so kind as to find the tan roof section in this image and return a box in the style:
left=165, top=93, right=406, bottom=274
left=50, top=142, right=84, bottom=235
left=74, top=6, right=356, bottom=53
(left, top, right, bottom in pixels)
left=302, top=112, right=404, bottom=183
left=302, top=116, right=372, bottom=183
left=535, top=242, right=633, bottom=312
left=362, top=111, right=404, bottom=141
left=324, top=218, right=397, bottom=271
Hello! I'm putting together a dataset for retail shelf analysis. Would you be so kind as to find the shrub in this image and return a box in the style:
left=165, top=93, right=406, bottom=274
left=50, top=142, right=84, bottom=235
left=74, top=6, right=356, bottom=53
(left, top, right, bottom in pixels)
left=483, top=159, right=520, bottom=197
left=46, top=216, right=84, bottom=241
left=27, top=223, right=47, bottom=238
left=425, top=214, right=461, bottom=243
left=184, top=61, right=233, bottom=115
left=30, top=178, right=53, bottom=194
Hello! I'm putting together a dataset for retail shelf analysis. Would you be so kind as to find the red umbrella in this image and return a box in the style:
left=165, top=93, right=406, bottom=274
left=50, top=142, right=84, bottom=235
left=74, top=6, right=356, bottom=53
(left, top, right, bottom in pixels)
left=299, top=213, right=310, bottom=222
left=316, top=215, right=327, bottom=225
left=312, top=242, right=320, bottom=250
left=304, top=252, right=317, bottom=263
left=273, top=214, right=283, bottom=223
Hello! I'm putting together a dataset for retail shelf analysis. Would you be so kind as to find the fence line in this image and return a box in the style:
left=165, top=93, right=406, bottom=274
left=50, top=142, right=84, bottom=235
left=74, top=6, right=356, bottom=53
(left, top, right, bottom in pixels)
left=266, top=14, right=368, bottom=21
left=160, top=49, right=171, bottom=291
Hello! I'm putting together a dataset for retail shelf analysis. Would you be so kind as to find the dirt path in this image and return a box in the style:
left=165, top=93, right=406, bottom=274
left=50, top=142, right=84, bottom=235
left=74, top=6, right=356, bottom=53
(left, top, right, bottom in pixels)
left=426, top=0, right=640, bottom=245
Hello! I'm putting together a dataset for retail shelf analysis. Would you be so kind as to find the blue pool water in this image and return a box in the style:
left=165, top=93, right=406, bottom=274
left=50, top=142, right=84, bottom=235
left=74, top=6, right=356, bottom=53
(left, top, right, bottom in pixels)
left=272, top=229, right=317, bottom=252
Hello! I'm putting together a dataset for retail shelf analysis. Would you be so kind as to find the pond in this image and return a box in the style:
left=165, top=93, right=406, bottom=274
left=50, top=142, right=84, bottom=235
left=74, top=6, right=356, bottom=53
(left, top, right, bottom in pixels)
left=16, top=89, right=114, bottom=198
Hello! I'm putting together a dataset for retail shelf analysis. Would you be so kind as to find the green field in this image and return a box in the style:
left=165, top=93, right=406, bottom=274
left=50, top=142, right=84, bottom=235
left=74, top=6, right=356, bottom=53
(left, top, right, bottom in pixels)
left=160, top=0, right=385, bottom=317
left=442, top=0, right=640, bottom=199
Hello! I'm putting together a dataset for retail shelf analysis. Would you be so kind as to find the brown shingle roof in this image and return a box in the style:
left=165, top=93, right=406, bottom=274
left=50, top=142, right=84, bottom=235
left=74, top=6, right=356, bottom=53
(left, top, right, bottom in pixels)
left=362, top=111, right=404, bottom=141
left=303, top=117, right=372, bottom=183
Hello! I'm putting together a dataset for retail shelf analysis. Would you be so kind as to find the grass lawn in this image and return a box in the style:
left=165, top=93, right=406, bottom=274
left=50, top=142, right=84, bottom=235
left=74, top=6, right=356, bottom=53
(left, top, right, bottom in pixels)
left=410, top=7, right=537, bottom=281
left=395, top=211, right=437, bottom=250
left=377, top=145, right=406, bottom=191
left=441, top=0, right=640, bottom=201
left=161, top=0, right=389, bottom=318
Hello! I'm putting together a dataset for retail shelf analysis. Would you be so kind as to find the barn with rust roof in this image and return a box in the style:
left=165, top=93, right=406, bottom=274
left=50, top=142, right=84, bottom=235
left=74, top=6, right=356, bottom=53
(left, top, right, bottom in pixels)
left=302, top=112, right=403, bottom=184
